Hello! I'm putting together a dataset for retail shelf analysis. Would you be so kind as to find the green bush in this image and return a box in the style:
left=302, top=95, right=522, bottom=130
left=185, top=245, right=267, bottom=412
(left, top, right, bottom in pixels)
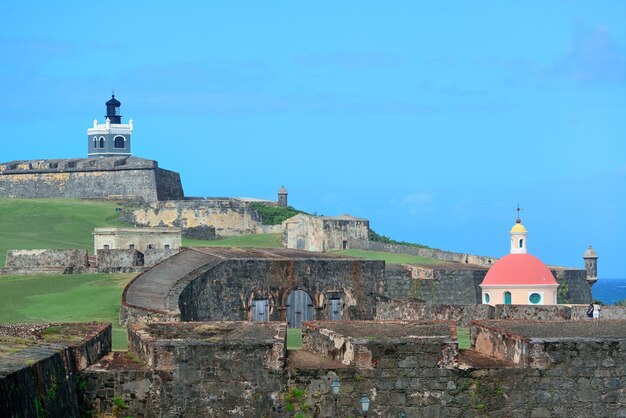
left=368, top=228, right=429, bottom=248
left=249, top=203, right=308, bottom=225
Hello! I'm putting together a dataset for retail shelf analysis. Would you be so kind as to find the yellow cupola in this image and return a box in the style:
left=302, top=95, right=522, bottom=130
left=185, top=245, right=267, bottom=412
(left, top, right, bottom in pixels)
left=510, top=206, right=528, bottom=254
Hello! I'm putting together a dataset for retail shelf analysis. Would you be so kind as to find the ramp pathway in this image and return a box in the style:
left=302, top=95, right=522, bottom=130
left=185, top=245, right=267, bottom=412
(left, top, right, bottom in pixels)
left=124, top=249, right=223, bottom=313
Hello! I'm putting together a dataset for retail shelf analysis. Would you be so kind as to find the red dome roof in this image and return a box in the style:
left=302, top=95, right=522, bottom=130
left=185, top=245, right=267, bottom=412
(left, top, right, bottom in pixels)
left=481, top=253, right=557, bottom=286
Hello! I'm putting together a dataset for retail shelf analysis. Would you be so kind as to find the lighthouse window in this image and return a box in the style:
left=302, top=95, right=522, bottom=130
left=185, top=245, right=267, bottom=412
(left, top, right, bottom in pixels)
left=114, top=136, right=125, bottom=148
left=99, top=137, right=105, bottom=148
left=519, top=238, right=524, bottom=248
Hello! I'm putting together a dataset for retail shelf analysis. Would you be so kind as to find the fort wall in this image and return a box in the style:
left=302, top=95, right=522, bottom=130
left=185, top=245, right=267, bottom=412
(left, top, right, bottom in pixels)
left=0, top=323, right=111, bottom=418
left=5, top=249, right=88, bottom=269
left=351, top=238, right=497, bottom=267
left=178, top=258, right=386, bottom=322
left=77, top=320, right=626, bottom=417
left=0, top=157, right=183, bottom=202
left=120, top=199, right=265, bottom=236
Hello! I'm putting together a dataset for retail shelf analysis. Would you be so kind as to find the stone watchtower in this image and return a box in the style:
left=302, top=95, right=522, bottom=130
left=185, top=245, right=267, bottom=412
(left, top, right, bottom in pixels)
left=88, top=95, right=133, bottom=158
left=278, top=185, right=288, bottom=207
left=583, top=245, right=598, bottom=286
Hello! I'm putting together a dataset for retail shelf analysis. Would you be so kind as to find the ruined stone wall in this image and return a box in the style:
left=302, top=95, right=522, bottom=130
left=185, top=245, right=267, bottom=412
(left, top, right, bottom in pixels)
left=0, top=323, right=111, bottom=418
left=0, top=345, right=82, bottom=417
left=120, top=199, right=264, bottom=236
left=285, top=339, right=626, bottom=417
left=5, top=249, right=88, bottom=269
left=178, top=259, right=385, bottom=322
left=283, top=215, right=369, bottom=252
left=375, top=302, right=622, bottom=325
left=143, top=248, right=178, bottom=267
left=351, top=238, right=497, bottom=266
left=376, top=302, right=494, bottom=326
left=79, top=321, right=626, bottom=417
left=96, top=249, right=144, bottom=268
left=322, top=219, right=369, bottom=251
left=83, top=322, right=286, bottom=417
left=494, top=304, right=572, bottom=321
left=571, top=304, right=626, bottom=320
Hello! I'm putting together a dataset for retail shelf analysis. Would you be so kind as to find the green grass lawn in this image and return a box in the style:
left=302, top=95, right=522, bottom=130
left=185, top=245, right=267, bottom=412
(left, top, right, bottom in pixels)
left=287, top=328, right=303, bottom=350
left=333, top=249, right=437, bottom=265
left=0, top=198, right=124, bottom=267
left=0, top=273, right=135, bottom=350
left=183, top=233, right=283, bottom=248
left=457, top=327, right=470, bottom=349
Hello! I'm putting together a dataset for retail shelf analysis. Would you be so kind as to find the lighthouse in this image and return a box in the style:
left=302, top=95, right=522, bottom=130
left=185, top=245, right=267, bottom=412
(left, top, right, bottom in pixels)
left=87, top=95, right=133, bottom=157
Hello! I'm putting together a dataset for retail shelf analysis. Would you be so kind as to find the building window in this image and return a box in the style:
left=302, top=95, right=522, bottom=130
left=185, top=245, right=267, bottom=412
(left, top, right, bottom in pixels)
left=504, top=291, right=512, bottom=305
left=114, top=136, right=125, bottom=148
left=147, top=244, right=153, bottom=249
left=484, top=293, right=490, bottom=304
left=93, top=137, right=98, bottom=148
left=129, top=244, right=135, bottom=250
left=164, top=244, right=170, bottom=249
left=529, top=293, right=542, bottom=304
left=519, top=238, right=524, bottom=248
left=103, top=244, right=110, bottom=250
left=99, top=137, right=105, bottom=148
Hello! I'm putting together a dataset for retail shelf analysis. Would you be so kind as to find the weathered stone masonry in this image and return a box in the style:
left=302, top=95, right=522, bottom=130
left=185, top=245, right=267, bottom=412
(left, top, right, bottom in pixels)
left=0, top=157, right=183, bottom=202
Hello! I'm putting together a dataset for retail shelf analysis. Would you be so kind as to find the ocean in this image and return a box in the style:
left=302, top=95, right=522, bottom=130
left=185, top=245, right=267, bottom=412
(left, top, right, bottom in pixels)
left=591, top=278, right=626, bottom=305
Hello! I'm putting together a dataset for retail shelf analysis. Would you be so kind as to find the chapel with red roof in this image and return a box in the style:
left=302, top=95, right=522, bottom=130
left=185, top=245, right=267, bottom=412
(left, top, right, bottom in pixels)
left=479, top=213, right=559, bottom=306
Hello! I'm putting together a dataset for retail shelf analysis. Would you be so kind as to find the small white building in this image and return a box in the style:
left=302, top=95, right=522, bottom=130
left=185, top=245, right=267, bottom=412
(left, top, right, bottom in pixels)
left=282, top=214, right=369, bottom=252
left=93, top=227, right=181, bottom=254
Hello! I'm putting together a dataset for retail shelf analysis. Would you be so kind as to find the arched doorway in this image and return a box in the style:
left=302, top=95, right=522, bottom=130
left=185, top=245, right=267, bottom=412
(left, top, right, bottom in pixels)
left=286, top=290, right=313, bottom=328
left=504, top=291, right=512, bottom=305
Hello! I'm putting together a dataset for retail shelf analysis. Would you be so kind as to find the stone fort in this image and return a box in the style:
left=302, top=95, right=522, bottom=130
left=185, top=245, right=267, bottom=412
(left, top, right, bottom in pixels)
left=0, top=96, right=184, bottom=202
left=0, top=96, right=623, bottom=417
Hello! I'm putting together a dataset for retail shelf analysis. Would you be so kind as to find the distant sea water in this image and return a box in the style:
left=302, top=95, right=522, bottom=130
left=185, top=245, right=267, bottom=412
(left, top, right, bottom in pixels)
left=592, top=278, right=626, bottom=305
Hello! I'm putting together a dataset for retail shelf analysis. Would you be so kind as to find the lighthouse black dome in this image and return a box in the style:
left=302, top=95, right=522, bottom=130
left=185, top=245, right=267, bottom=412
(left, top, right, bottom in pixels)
left=105, top=94, right=122, bottom=124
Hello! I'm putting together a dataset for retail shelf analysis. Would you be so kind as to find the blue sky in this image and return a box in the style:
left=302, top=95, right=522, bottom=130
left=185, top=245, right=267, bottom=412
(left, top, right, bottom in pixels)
left=1, top=1, right=624, bottom=277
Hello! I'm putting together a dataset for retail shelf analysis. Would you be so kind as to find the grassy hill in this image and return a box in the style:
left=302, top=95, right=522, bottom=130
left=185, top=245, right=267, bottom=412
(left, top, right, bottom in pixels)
left=0, top=198, right=124, bottom=267
left=0, top=273, right=134, bottom=350
left=183, top=233, right=283, bottom=248
left=0, top=198, right=442, bottom=352
left=333, top=249, right=436, bottom=265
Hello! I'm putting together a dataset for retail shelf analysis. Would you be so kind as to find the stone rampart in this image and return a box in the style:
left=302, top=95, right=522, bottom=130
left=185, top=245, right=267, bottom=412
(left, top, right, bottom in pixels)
left=571, top=304, right=626, bottom=320
left=178, top=258, right=385, bottom=322
left=553, top=268, right=593, bottom=303
left=350, top=238, right=497, bottom=266
left=5, top=249, right=88, bottom=269
left=384, top=264, right=486, bottom=304
left=0, top=323, right=111, bottom=418
left=78, top=320, right=626, bottom=417
left=302, top=321, right=458, bottom=369
left=120, top=198, right=264, bottom=236
left=0, top=157, right=183, bottom=202
left=376, top=302, right=494, bottom=326
left=81, top=321, right=286, bottom=416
